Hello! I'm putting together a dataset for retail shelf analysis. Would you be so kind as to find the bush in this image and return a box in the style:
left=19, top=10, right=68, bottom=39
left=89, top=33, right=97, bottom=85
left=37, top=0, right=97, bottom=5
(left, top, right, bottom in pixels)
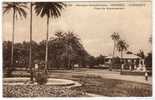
left=35, top=71, right=48, bottom=85
left=4, top=68, right=13, bottom=77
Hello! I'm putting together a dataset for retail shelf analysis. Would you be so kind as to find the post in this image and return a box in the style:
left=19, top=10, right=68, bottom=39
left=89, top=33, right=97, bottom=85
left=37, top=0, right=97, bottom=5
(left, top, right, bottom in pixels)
left=29, top=3, right=33, bottom=82
left=145, top=71, right=148, bottom=81
left=134, top=59, right=137, bottom=70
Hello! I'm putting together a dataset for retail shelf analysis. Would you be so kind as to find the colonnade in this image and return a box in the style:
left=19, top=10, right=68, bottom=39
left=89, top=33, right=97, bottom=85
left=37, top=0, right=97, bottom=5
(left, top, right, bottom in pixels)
left=121, top=59, right=146, bottom=72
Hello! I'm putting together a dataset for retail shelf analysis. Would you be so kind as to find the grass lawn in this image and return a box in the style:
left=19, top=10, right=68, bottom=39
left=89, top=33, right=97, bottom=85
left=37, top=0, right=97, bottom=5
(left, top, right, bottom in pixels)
left=48, top=69, right=152, bottom=97
left=71, top=75, right=151, bottom=96
left=3, top=68, right=152, bottom=97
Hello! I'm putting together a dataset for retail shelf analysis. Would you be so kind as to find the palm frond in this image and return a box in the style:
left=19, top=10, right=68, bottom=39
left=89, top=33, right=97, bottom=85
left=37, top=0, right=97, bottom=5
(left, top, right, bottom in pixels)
left=34, top=2, right=65, bottom=18
left=117, top=40, right=128, bottom=52
left=3, top=2, right=27, bottom=19
left=3, top=3, right=13, bottom=14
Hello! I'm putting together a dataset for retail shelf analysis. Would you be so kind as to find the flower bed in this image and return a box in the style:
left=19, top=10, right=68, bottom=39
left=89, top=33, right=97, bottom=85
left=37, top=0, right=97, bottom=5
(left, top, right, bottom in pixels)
left=3, top=85, right=85, bottom=97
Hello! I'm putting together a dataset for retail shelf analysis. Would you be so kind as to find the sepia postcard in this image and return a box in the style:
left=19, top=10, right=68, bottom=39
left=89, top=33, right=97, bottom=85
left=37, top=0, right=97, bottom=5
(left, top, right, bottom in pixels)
left=2, top=0, right=153, bottom=98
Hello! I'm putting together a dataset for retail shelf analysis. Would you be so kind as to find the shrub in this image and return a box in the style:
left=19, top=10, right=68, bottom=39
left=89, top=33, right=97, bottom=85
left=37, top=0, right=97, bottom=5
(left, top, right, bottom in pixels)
left=35, top=71, right=48, bottom=85
left=4, top=68, right=13, bottom=77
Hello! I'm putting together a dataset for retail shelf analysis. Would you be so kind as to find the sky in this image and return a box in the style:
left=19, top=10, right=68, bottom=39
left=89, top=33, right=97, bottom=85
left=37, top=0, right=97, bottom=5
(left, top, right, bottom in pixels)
left=3, top=1, right=152, bottom=57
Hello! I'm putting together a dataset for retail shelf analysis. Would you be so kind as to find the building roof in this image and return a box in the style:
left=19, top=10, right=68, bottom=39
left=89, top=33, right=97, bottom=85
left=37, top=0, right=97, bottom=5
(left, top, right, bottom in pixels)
left=122, top=54, right=141, bottom=59
left=106, top=54, right=141, bottom=59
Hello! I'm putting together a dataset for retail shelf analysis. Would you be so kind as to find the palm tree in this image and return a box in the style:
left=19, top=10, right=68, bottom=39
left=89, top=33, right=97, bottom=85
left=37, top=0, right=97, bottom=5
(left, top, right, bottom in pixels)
left=34, top=2, right=66, bottom=72
left=64, top=32, right=79, bottom=69
left=3, top=2, right=27, bottom=74
left=117, top=40, right=128, bottom=58
left=29, top=2, right=33, bottom=81
left=117, top=39, right=129, bottom=71
left=136, top=49, right=145, bottom=59
left=110, top=32, right=120, bottom=70
left=149, top=35, right=152, bottom=44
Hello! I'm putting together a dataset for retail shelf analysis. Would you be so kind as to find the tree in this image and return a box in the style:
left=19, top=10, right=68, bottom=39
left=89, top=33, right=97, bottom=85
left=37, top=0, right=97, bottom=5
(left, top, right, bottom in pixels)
left=29, top=2, right=38, bottom=82
left=117, top=40, right=129, bottom=59
left=117, top=39, right=129, bottom=71
left=136, top=49, right=145, bottom=59
left=14, top=41, right=29, bottom=67
left=64, top=32, right=75, bottom=69
left=126, top=51, right=133, bottom=54
left=149, top=35, right=152, bottom=44
left=47, top=31, right=90, bottom=69
left=145, top=35, right=152, bottom=70
left=3, top=31, right=90, bottom=70
left=110, top=32, right=120, bottom=70
left=3, top=41, right=12, bottom=71
left=145, top=52, right=152, bottom=69
left=96, top=55, right=106, bottom=65
left=3, top=2, right=27, bottom=75
left=34, top=2, right=66, bottom=72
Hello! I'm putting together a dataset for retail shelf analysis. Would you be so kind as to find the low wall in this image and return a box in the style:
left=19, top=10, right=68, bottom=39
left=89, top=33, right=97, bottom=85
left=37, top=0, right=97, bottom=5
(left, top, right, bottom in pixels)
left=120, top=71, right=152, bottom=76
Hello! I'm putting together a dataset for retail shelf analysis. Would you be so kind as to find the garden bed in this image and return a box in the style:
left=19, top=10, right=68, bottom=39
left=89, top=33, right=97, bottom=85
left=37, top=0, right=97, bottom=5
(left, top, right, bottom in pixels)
left=3, top=69, right=152, bottom=97
left=3, top=78, right=78, bottom=86
left=3, top=85, right=86, bottom=97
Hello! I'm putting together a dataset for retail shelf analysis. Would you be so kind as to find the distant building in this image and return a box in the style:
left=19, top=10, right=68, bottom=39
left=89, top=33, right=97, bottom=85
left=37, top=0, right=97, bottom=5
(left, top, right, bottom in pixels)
left=106, top=53, right=141, bottom=61
left=105, top=54, right=142, bottom=70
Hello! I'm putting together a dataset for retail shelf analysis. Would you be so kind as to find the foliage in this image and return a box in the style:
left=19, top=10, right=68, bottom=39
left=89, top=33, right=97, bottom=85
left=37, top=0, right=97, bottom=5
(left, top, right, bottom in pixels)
left=110, top=32, right=120, bottom=70
left=111, top=32, right=120, bottom=42
left=35, top=71, right=48, bottom=85
left=34, top=60, right=47, bottom=85
left=3, top=85, right=85, bottom=97
left=3, top=31, right=90, bottom=70
left=117, top=39, right=129, bottom=56
left=48, top=31, right=90, bottom=69
left=136, top=49, right=145, bottom=59
left=96, top=55, right=106, bottom=65
left=3, top=2, right=28, bottom=75
left=112, top=57, right=121, bottom=65
left=145, top=52, right=152, bottom=67
left=34, top=2, right=66, bottom=18
left=3, top=2, right=27, bottom=19
left=3, top=41, right=12, bottom=67
left=33, top=2, right=66, bottom=71
left=126, top=51, right=133, bottom=54
left=149, top=35, right=152, bottom=44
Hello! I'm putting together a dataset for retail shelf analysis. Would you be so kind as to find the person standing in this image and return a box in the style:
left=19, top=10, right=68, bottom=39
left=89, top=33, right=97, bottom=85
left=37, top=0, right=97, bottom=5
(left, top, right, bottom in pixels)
left=145, top=71, right=148, bottom=81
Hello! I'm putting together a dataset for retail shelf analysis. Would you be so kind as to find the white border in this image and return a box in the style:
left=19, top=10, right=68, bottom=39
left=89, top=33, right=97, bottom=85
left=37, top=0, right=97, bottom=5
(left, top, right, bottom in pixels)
left=0, top=0, right=154, bottom=100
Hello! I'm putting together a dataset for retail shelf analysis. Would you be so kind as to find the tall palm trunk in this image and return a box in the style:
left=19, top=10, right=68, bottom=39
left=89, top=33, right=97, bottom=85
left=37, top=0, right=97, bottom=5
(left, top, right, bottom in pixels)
left=112, top=41, right=116, bottom=58
left=121, top=51, right=123, bottom=60
left=121, top=51, right=123, bottom=72
left=45, top=16, right=49, bottom=72
left=65, top=43, right=68, bottom=69
left=11, top=7, right=15, bottom=72
left=110, top=40, right=116, bottom=71
left=29, top=3, right=33, bottom=81
left=68, top=43, right=71, bottom=69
